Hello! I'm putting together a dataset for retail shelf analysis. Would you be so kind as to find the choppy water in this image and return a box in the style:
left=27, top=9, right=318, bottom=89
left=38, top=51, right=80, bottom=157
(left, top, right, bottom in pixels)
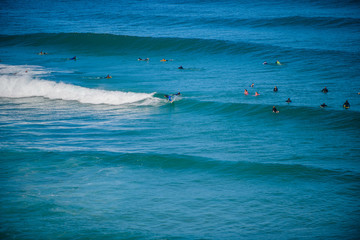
left=1, top=0, right=360, bottom=239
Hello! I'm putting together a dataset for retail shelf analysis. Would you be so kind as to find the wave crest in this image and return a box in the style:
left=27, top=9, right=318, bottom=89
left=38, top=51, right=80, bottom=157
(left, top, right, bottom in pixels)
left=0, top=64, right=156, bottom=105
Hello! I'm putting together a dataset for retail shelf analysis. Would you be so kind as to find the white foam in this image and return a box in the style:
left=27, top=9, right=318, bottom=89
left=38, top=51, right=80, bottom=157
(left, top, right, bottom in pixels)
left=0, top=64, right=157, bottom=105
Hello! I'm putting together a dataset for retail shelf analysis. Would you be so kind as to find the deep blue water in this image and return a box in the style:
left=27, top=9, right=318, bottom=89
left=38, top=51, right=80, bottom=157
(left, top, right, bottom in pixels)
left=1, top=0, right=360, bottom=239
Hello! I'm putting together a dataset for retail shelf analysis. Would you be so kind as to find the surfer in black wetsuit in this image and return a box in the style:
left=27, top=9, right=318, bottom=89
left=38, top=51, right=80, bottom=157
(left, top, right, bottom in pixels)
left=343, top=100, right=350, bottom=109
left=286, top=98, right=291, bottom=103
left=178, top=66, right=184, bottom=69
left=273, top=86, right=278, bottom=92
left=320, top=103, right=327, bottom=108
left=272, top=106, right=279, bottom=113
left=322, top=87, right=328, bottom=93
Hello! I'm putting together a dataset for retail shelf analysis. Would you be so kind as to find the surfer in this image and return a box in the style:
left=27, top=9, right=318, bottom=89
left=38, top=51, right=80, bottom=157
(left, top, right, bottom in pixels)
left=164, top=92, right=181, bottom=102
left=160, top=58, right=168, bottom=62
left=251, top=83, right=254, bottom=88
left=244, top=89, right=249, bottom=95
left=263, top=61, right=268, bottom=65
left=320, top=103, right=327, bottom=108
left=38, top=51, right=48, bottom=55
left=138, top=58, right=149, bottom=61
left=105, top=74, right=112, bottom=79
left=343, top=100, right=350, bottom=109
left=286, top=98, right=291, bottom=103
left=178, top=66, right=184, bottom=69
left=272, top=106, right=279, bottom=113
left=273, top=86, right=278, bottom=92
left=164, top=92, right=180, bottom=101
left=69, top=56, right=77, bottom=61
left=164, top=95, right=172, bottom=102
left=254, top=92, right=260, bottom=96
left=322, top=87, right=328, bottom=93
left=276, top=60, right=281, bottom=65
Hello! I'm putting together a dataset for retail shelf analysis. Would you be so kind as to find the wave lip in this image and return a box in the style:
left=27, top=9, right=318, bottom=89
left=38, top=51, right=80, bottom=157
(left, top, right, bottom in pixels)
left=0, top=64, right=156, bottom=106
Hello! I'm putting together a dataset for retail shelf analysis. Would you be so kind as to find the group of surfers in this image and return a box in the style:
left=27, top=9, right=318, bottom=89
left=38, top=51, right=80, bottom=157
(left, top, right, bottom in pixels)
left=39, top=53, right=355, bottom=107
left=245, top=84, right=351, bottom=113
left=140, top=57, right=184, bottom=69
left=263, top=60, right=282, bottom=65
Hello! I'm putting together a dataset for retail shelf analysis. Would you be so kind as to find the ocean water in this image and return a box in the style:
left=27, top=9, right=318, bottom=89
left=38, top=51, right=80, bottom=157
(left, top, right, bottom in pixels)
left=1, top=0, right=360, bottom=239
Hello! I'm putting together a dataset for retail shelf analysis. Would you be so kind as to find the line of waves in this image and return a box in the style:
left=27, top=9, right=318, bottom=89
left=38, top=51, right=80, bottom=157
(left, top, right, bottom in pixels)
left=0, top=64, right=157, bottom=106
left=1, top=32, right=357, bottom=58
left=2, top=150, right=359, bottom=184
left=0, top=32, right=265, bottom=55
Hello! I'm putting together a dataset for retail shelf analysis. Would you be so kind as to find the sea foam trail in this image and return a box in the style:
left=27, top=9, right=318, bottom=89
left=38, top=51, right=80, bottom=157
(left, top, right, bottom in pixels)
left=0, top=64, right=156, bottom=105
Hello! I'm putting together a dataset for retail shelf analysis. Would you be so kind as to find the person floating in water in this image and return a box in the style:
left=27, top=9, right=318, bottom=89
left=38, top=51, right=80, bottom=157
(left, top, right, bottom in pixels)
left=320, top=103, right=327, bottom=108
left=244, top=89, right=249, bottom=95
left=343, top=100, right=350, bottom=109
left=254, top=92, right=260, bottom=96
left=69, top=56, right=77, bottom=61
left=178, top=66, right=184, bottom=69
left=105, top=74, right=112, bottom=79
left=273, top=86, right=278, bottom=92
left=286, top=98, right=291, bottom=103
left=272, top=106, right=279, bottom=113
left=251, top=83, right=254, bottom=88
left=322, top=87, right=328, bottom=93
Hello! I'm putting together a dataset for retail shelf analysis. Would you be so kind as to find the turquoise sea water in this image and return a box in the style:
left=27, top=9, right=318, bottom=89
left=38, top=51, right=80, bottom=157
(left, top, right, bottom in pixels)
left=1, top=0, right=360, bottom=239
